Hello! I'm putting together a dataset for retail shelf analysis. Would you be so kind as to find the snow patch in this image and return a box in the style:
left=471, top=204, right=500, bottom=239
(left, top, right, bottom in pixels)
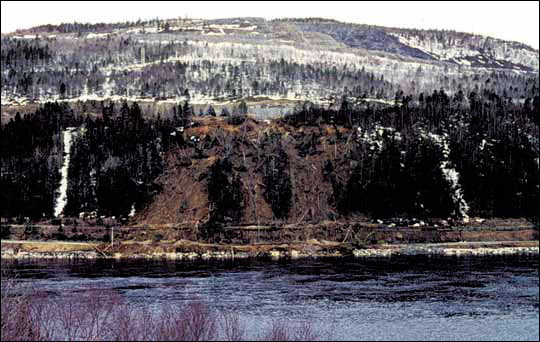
left=422, top=131, right=470, bottom=219
left=390, top=32, right=538, bottom=70
left=13, top=35, right=37, bottom=40
left=357, top=125, right=397, bottom=153
left=54, top=128, right=77, bottom=218
left=128, top=204, right=136, bottom=218
left=86, top=32, right=110, bottom=39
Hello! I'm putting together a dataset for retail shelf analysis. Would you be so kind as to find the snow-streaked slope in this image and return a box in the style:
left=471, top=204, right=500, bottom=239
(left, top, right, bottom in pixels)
left=421, top=132, right=470, bottom=219
left=1, top=17, right=538, bottom=106
left=389, top=32, right=539, bottom=71
left=54, top=128, right=76, bottom=218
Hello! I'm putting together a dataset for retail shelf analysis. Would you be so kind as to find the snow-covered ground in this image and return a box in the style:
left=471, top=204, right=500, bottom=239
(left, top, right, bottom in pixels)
left=422, top=131, right=470, bottom=219
left=390, top=33, right=539, bottom=70
left=54, top=128, right=76, bottom=218
left=357, top=125, right=398, bottom=153
left=2, top=25, right=537, bottom=108
left=86, top=32, right=111, bottom=39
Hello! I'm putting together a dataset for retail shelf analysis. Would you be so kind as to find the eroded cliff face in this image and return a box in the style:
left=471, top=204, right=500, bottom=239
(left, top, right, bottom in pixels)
left=135, top=115, right=538, bottom=227
left=138, top=118, right=334, bottom=226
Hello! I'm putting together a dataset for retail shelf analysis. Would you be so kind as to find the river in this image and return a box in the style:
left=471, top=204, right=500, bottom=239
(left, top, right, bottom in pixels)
left=3, top=256, right=539, bottom=341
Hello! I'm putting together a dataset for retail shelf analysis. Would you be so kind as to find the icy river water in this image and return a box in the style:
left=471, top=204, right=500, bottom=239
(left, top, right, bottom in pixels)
left=5, top=256, right=539, bottom=341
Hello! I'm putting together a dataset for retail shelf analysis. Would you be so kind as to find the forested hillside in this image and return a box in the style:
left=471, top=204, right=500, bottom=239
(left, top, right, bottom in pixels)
left=1, top=17, right=538, bottom=226
left=1, top=91, right=538, bottom=225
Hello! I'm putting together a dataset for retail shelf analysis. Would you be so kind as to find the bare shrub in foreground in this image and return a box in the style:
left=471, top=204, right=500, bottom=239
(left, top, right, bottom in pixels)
left=263, top=319, right=292, bottom=341
left=52, top=289, right=121, bottom=341
left=181, top=301, right=217, bottom=341
left=109, top=304, right=153, bottom=341
left=1, top=273, right=45, bottom=341
left=1, top=271, right=325, bottom=341
left=263, top=319, right=322, bottom=342
left=291, top=321, right=322, bottom=341
left=219, top=312, right=246, bottom=341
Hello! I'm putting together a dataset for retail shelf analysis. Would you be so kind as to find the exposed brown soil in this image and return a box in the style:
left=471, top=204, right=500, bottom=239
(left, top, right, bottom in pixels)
left=136, top=117, right=357, bottom=226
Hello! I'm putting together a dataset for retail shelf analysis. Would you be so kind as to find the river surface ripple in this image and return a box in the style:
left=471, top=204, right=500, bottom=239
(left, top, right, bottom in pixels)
left=4, top=256, right=539, bottom=341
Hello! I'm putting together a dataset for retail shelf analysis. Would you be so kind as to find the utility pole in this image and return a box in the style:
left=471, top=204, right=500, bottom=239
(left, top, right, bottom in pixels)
left=111, top=225, right=114, bottom=248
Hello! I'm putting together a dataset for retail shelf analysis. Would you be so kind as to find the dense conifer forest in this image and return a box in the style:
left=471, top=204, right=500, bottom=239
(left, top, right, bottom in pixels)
left=1, top=89, right=538, bottom=224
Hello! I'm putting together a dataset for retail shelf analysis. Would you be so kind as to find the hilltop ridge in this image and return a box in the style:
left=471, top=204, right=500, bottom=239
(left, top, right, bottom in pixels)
left=1, top=16, right=538, bottom=110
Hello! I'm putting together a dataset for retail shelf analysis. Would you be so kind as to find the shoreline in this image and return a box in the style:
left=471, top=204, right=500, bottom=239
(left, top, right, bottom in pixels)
left=2, top=240, right=538, bottom=261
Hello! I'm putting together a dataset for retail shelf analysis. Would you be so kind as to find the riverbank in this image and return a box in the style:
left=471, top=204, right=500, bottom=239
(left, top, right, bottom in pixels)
left=1, top=239, right=538, bottom=260
left=2, top=218, right=537, bottom=245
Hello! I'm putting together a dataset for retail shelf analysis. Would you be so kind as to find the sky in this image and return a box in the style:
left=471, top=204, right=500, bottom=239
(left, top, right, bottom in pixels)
left=1, top=1, right=539, bottom=49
